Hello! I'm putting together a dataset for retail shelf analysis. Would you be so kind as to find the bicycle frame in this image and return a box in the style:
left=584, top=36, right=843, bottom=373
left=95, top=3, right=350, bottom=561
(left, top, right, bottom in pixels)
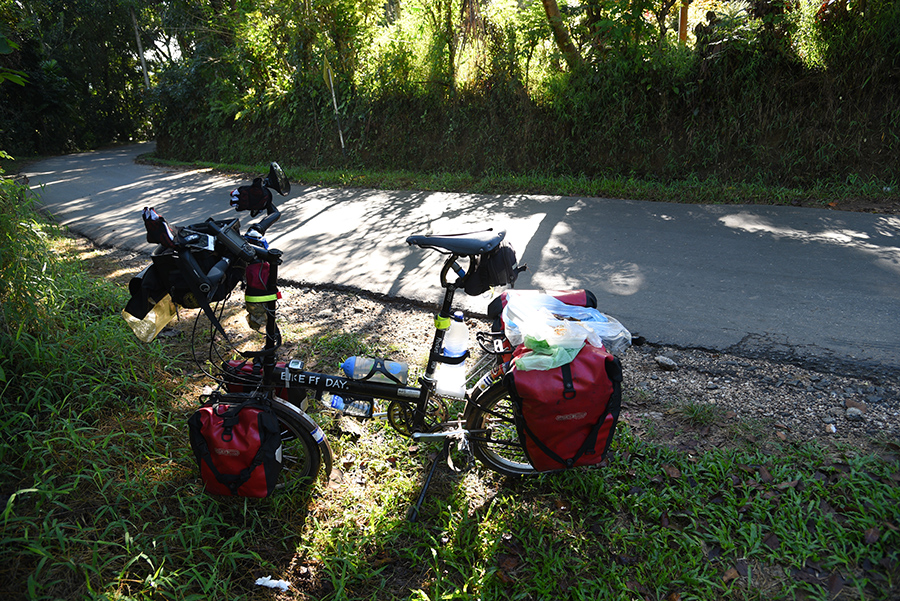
left=144, top=170, right=527, bottom=515
left=258, top=251, right=498, bottom=434
left=225, top=237, right=506, bottom=519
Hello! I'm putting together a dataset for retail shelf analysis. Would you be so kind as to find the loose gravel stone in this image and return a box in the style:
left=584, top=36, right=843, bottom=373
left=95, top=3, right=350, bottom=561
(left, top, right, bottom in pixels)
left=655, top=356, right=679, bottom=371
left=623, top=344, right=899, bottom=453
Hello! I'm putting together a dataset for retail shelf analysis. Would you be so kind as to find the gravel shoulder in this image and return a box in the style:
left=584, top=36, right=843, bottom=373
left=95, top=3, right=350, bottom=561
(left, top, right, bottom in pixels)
left=88, top=238, right=900, bottom=459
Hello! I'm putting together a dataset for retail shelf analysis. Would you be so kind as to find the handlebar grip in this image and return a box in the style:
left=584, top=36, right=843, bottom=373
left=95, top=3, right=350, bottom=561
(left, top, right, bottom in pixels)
left=179, top=249, right=212, bottom=294
left=206, top=256, right=232, bottom=289
left=251, top=205, right=281, bottom=236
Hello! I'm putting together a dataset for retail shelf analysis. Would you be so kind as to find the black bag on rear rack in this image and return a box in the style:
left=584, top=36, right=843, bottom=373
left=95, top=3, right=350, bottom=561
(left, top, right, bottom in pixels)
left=464, top=241, right=525, bottom=296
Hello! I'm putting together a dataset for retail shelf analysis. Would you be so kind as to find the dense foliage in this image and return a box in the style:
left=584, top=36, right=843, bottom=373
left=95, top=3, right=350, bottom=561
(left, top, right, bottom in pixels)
left=0, top=0, right=151, bottom=154
left=1, top=0, right=898, bottom=185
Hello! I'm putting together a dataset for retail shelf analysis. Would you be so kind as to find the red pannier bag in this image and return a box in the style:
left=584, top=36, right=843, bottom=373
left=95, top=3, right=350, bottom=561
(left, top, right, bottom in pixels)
left=223, top=359, right=289, bottom=398
left=506, top=344, right=622, bottom=472
left=188, top=394, right=283, bottom=497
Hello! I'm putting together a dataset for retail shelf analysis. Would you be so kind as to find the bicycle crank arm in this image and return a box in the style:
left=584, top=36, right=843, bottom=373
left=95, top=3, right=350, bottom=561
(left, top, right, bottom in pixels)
left=412, top=428, right=468, bottom=441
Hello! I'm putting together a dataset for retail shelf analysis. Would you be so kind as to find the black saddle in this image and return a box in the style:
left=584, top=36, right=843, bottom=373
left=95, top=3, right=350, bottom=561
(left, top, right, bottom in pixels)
left=406, top=229, right=505, bottom=256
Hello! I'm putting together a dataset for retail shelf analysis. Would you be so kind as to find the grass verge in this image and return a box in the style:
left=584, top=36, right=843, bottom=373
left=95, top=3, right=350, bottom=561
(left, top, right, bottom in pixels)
left=1, top=183, right=898, bottom=599
left=137, top=155, right=900, bottom=213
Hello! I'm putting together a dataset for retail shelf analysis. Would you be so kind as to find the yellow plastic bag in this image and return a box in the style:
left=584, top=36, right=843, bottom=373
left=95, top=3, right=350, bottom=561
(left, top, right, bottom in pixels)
left=122, top=294, right=176, bottom=342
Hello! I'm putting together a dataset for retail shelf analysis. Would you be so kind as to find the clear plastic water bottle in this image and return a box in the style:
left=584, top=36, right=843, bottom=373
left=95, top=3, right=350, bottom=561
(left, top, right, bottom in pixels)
left=341, top=356, right=409, bottom=385
left=321, top=393, right=372, bottom=418
left=434, top=311, right=468, bottom=398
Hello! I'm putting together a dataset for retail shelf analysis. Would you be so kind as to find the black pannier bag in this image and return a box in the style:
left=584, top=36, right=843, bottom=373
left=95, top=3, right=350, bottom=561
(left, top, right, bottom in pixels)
left=123, top=217, right=244, bottom=338
left=122, top=263, right=178, bottom=342
left=188, top=393, right=283, bottom=497
left=148, top=244, right=242, bottom=310
left=464, top=241, right=526, bottom=296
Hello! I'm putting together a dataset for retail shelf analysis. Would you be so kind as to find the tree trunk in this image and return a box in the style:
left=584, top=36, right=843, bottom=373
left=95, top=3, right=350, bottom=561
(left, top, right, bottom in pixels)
left=446, top=0, right=455, bottom=89
left=130, top=7, right=150, bottom=90
left=540, top=0, right=584, bottom=71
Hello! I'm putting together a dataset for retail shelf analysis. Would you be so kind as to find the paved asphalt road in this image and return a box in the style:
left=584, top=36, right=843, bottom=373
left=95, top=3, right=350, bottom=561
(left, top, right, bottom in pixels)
left=25, top=142, right=900, bottom=378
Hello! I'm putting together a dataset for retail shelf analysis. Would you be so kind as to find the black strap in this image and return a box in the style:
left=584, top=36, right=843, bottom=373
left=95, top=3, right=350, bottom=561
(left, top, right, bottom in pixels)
left=200, top=445, right=268, bottom=496
left=436, top=350, right=469, bottom=366
left=177, top=252, right=230, bottom=340
left=361, top=358, right=403, bottom=384
left=561, top=363, right=576, bottom=400
left=521, top=410, right=610, bottom=468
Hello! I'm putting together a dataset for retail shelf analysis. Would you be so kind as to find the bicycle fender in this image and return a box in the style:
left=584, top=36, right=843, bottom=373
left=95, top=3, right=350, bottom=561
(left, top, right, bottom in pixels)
left=298, top=410, right=334, bottom=482
left=271, top=397, right=334, bottom=482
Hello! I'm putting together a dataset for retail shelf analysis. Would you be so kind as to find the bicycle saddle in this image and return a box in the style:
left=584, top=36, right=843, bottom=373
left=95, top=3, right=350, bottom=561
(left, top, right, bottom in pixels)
left=406, top=229, right=506, bottom=255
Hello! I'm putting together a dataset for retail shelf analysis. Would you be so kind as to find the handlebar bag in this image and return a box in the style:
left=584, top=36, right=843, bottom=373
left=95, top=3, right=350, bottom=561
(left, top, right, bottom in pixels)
left=150, top=247, right=242, bottom=309
left=188, top=393, right=283, bottom=497
left=505, top=344, right=622, bottom=472
left=464, top=241, right=525, bottom=296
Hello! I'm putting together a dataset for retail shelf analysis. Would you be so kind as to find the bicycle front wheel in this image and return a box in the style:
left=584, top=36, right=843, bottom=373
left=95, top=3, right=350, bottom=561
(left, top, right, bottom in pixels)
left=269, top=397, right=323, bottom=490
left=464, top=383, right=536, bottom=477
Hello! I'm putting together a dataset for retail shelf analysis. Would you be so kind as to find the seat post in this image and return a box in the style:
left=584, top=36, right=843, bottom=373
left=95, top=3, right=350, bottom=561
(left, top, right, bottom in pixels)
left=412, top=260, right=461, bottom=430
left=424, top=255, right=461, bottom=381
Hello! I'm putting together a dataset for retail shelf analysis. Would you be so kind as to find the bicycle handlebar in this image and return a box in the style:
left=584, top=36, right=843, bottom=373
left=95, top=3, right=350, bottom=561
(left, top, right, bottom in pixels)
left=206, top=218, right=257, bottom=263
left=249, top=204, right=281, bottom=236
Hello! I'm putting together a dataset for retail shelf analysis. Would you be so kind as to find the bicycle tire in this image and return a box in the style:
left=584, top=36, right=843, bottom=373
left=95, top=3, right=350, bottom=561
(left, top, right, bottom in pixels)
left=268, top=397, right=322, bottom=490
left=464, top=382, right=536, bottom=477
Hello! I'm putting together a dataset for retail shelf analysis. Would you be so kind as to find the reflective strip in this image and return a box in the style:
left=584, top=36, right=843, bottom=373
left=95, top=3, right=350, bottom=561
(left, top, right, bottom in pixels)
left=434, top=315, right=451, bottom=330
left=246, top=294, right=278, bottom=303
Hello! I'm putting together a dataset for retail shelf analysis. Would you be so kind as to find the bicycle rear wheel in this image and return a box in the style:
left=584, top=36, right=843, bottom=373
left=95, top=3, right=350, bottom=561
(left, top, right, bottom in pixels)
left=268, top=397, right=323, bottom=490
left=464, top=383, right=536, bottom=477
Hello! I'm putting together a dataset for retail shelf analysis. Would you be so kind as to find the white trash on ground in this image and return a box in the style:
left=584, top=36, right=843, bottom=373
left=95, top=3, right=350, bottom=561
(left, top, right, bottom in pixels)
left=255, top=575, right=290, bottom=591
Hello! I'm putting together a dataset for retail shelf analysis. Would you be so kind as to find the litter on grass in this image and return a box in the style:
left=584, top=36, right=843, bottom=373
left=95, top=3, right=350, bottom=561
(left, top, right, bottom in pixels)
left=255, top=576, right=290, bottom=591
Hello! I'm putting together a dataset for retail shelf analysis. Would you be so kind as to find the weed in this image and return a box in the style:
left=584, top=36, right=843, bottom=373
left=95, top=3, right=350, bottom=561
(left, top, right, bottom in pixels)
left=681, top=399, right=724, bottom=427
left=2, top=195, right=898, bottom=599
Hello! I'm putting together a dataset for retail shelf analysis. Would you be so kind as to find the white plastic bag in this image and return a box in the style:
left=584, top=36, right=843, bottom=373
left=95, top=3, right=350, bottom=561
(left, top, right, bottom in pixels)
left=501, top=291, right=632, bottom=355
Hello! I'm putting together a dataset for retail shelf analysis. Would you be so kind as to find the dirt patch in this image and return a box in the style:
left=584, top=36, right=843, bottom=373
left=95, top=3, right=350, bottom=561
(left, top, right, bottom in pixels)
left=813, top=196, right=900, bottom=215
left=82, top=236, right=899, bottom=461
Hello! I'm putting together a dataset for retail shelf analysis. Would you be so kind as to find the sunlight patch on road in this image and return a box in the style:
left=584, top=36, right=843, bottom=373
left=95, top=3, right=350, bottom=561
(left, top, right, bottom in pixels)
left=720, top=212, right=900, bottom=276
left=536, top=221, right=645, bottom=295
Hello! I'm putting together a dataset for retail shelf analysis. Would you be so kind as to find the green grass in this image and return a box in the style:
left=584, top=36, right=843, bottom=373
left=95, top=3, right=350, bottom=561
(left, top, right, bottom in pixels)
left=1, top=180, right=898, bottom=599
left=680, top=399, right=724, bottom=428
left=138, top=155, right=899, bottom=210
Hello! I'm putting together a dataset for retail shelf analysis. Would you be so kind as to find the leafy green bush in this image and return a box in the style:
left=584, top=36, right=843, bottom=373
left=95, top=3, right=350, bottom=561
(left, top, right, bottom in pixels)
left=0, top=180, right=58, bottom=331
